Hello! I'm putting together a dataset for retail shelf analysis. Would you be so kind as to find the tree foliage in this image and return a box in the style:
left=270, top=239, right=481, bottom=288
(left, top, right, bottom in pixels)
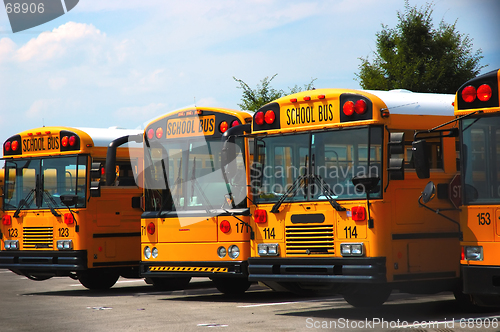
left=356, top=1, right=485, bottom=93
left=234, top=74, right=316, bottom=112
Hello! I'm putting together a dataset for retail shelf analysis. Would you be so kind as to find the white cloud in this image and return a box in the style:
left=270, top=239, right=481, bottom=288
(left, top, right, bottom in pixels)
left=195, top=97, right=221, bottom=107
left=0, top=37, right=16, bottom=62
left=16, top=22, right=106, bottom=62
left=139, top=68, right=166, bottom=86
left=48, top=77, right=67, bottom=90
left=25, top=99, right=61, bottom=118
left=115, top=103, right=168, bottom=121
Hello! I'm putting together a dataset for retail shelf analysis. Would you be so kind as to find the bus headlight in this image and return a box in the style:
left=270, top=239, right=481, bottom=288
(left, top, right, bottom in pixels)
left=152, top=247, right=159, bottom=259
left=144, top=246, right=152, bottom=260
left=257, top=243, right=279, bottom=256
left=56, top=240, right=73, bottom=250
left=340, top=243, right=364, bottom=257
left=464, top=246, right=483, bottom=261
left=4, top=240, right=19, bottom=250
left=217, top=246, right=226, bottom=258
left=228, top=245, right=240, bottom=259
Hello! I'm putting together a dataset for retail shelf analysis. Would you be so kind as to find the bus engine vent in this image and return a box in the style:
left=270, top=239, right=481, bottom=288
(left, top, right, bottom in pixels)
left=23, top=227, right=54, bottom=249
left=285, top=225, right=334, bottom=256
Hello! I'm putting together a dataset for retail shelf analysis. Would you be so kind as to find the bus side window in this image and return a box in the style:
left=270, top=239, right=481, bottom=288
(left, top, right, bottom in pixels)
left=116, top=164, right=136, bottom=186
left=405, top=138, right=444, bottom=171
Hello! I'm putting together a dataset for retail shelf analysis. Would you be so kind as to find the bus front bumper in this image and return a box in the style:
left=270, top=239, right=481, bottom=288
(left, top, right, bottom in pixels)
left=0, top=250, right=87, bottom=272
left=462, top=265, right=500, bottom=295
left=140, top=260, right=248, bottom=278
left=248, top=257, right=386, bottom=283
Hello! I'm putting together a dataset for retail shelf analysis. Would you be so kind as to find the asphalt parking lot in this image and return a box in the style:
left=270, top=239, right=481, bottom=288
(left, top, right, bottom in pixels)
left=1, top=270, right=500, bottom=331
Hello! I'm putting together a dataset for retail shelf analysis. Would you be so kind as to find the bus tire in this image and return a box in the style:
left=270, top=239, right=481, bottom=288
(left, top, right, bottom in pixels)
left=454, top=290, right=500, bottom=312
left=77, top=269, right=120, bottom=290
left=342, top=284, right=392, bottom=307
left=26, top=274, right=53, bottom=281
left=150, top=277, right=191, bottom=291
left=211, top=277, right=251, bottom=295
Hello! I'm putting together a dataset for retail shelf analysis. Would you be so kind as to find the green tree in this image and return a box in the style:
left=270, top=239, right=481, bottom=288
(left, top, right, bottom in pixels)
left=356, top=1, right=485, bottom=93
left=234, top=74, right=316, bottom=112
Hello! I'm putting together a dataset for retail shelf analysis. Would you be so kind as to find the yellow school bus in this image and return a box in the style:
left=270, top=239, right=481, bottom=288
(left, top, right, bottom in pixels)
left=139, top=107, right=253, bottom=294
left=454, top=69, right=500, bottom=306
left=239, top=89, right=461, bottom=306
left=0, top=169, right=3, bottom=212
left=1, top=126, right=143, bottom=289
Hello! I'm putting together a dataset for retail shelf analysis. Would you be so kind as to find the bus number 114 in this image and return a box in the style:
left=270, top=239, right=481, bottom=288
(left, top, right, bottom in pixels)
left=344, top=226, right=358, bottom=238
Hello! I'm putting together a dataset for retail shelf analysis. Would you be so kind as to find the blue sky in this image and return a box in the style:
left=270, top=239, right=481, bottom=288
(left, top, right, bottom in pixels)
left=0, top=0, right=499, bottom=155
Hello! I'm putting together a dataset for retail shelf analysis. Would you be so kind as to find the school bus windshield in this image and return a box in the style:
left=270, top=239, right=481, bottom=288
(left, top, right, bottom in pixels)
left=144, top=137, right=246, bottom=211
left=4, top=155, right=87, bottom=210
left=253, top=126, right=383, bottom=204
left=461, top=114, right=500, bottom=205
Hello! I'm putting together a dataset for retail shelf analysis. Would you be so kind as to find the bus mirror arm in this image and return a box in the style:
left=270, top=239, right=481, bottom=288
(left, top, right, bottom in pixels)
left=418, top=181, right=462, bottom=241
left=105, top=134, right=143, bottom=186
left=221, top=124, right=251, bottom=143
left=413, top=127, right=459, bottom=141
left=60, top=194, right=80, bottom=232
left=352, top=175, right=380, bottom=228
left=221, top=124, right=251, bottom=180
left=223, top=209, right=255, bottom=240
left=413, top=110, right=482, bottom=141
left=221, top=124, right=251, bottom=209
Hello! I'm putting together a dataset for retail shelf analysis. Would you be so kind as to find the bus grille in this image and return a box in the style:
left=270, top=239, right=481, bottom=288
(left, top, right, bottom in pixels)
left=23, top=227, right=54, bottom=249
left=285, top=225, right=334, bottom=256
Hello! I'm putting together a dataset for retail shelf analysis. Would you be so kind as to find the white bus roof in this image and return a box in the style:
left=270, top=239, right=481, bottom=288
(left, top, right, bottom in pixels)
left=76, top=127, right=143, bottom=148
left=366, top=90, right=455, bottom=116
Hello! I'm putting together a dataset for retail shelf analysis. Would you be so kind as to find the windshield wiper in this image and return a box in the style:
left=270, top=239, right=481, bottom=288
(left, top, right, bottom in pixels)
left=270, top=174, right=309, bottom=213
left=310, top=174, right=346, bottom=211
left=13, top=188, right=36, bottom=218
left=270, top=156, right=309, bottom=213
left=42, top=190, right=62, bottom=217
left=310, top=154, right=345, bottom=211
left=270, top=154, right=346, bottom=213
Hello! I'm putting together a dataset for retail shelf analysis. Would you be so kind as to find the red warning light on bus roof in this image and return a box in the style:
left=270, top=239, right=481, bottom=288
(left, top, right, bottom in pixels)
left=477, top=84, right=492, bottom=102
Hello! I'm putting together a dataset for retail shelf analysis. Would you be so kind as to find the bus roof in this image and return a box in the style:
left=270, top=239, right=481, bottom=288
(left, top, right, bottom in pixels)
left=268, top=88, right=455, bottom=117
left=363, top=90, right=455, bottom=116
left=145, top=106, right=252, bottom=127
left=75, top=127, right=142, bottom=148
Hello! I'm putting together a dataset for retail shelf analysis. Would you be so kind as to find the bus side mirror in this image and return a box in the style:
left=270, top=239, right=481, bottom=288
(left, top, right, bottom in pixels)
left=421, top=181, right=436, bottom=204
left=352, top=175, right=380, bottom=193
left=90, top=162, right=103, bottom=180
left=388, top=132, right=405, bottom=180
left=60, top=194, right=78, bottom=207
left=90, top=181, right=101, bottom=197
left=221, top=137, right=237, bottom=180
left=412, top=140, right=430, bottom=179
left=250, top=140, right=266, bottom=191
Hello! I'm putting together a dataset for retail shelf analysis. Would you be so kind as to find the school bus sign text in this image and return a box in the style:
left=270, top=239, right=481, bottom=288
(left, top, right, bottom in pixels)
left=166, top=115, right=215, bottom=138
left=22, top=136, right=60, bottom=154
left=282, top=103, right=335, bottom=128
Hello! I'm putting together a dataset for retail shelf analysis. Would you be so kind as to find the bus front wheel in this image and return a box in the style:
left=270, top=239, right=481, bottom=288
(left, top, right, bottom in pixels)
left=211, top=277, right=251, bottom=295
left=25, top=274, right=53, bottom=281
left=77, top=269, right=120, bottom=290
left=342, top=284, right=392, bottom=307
